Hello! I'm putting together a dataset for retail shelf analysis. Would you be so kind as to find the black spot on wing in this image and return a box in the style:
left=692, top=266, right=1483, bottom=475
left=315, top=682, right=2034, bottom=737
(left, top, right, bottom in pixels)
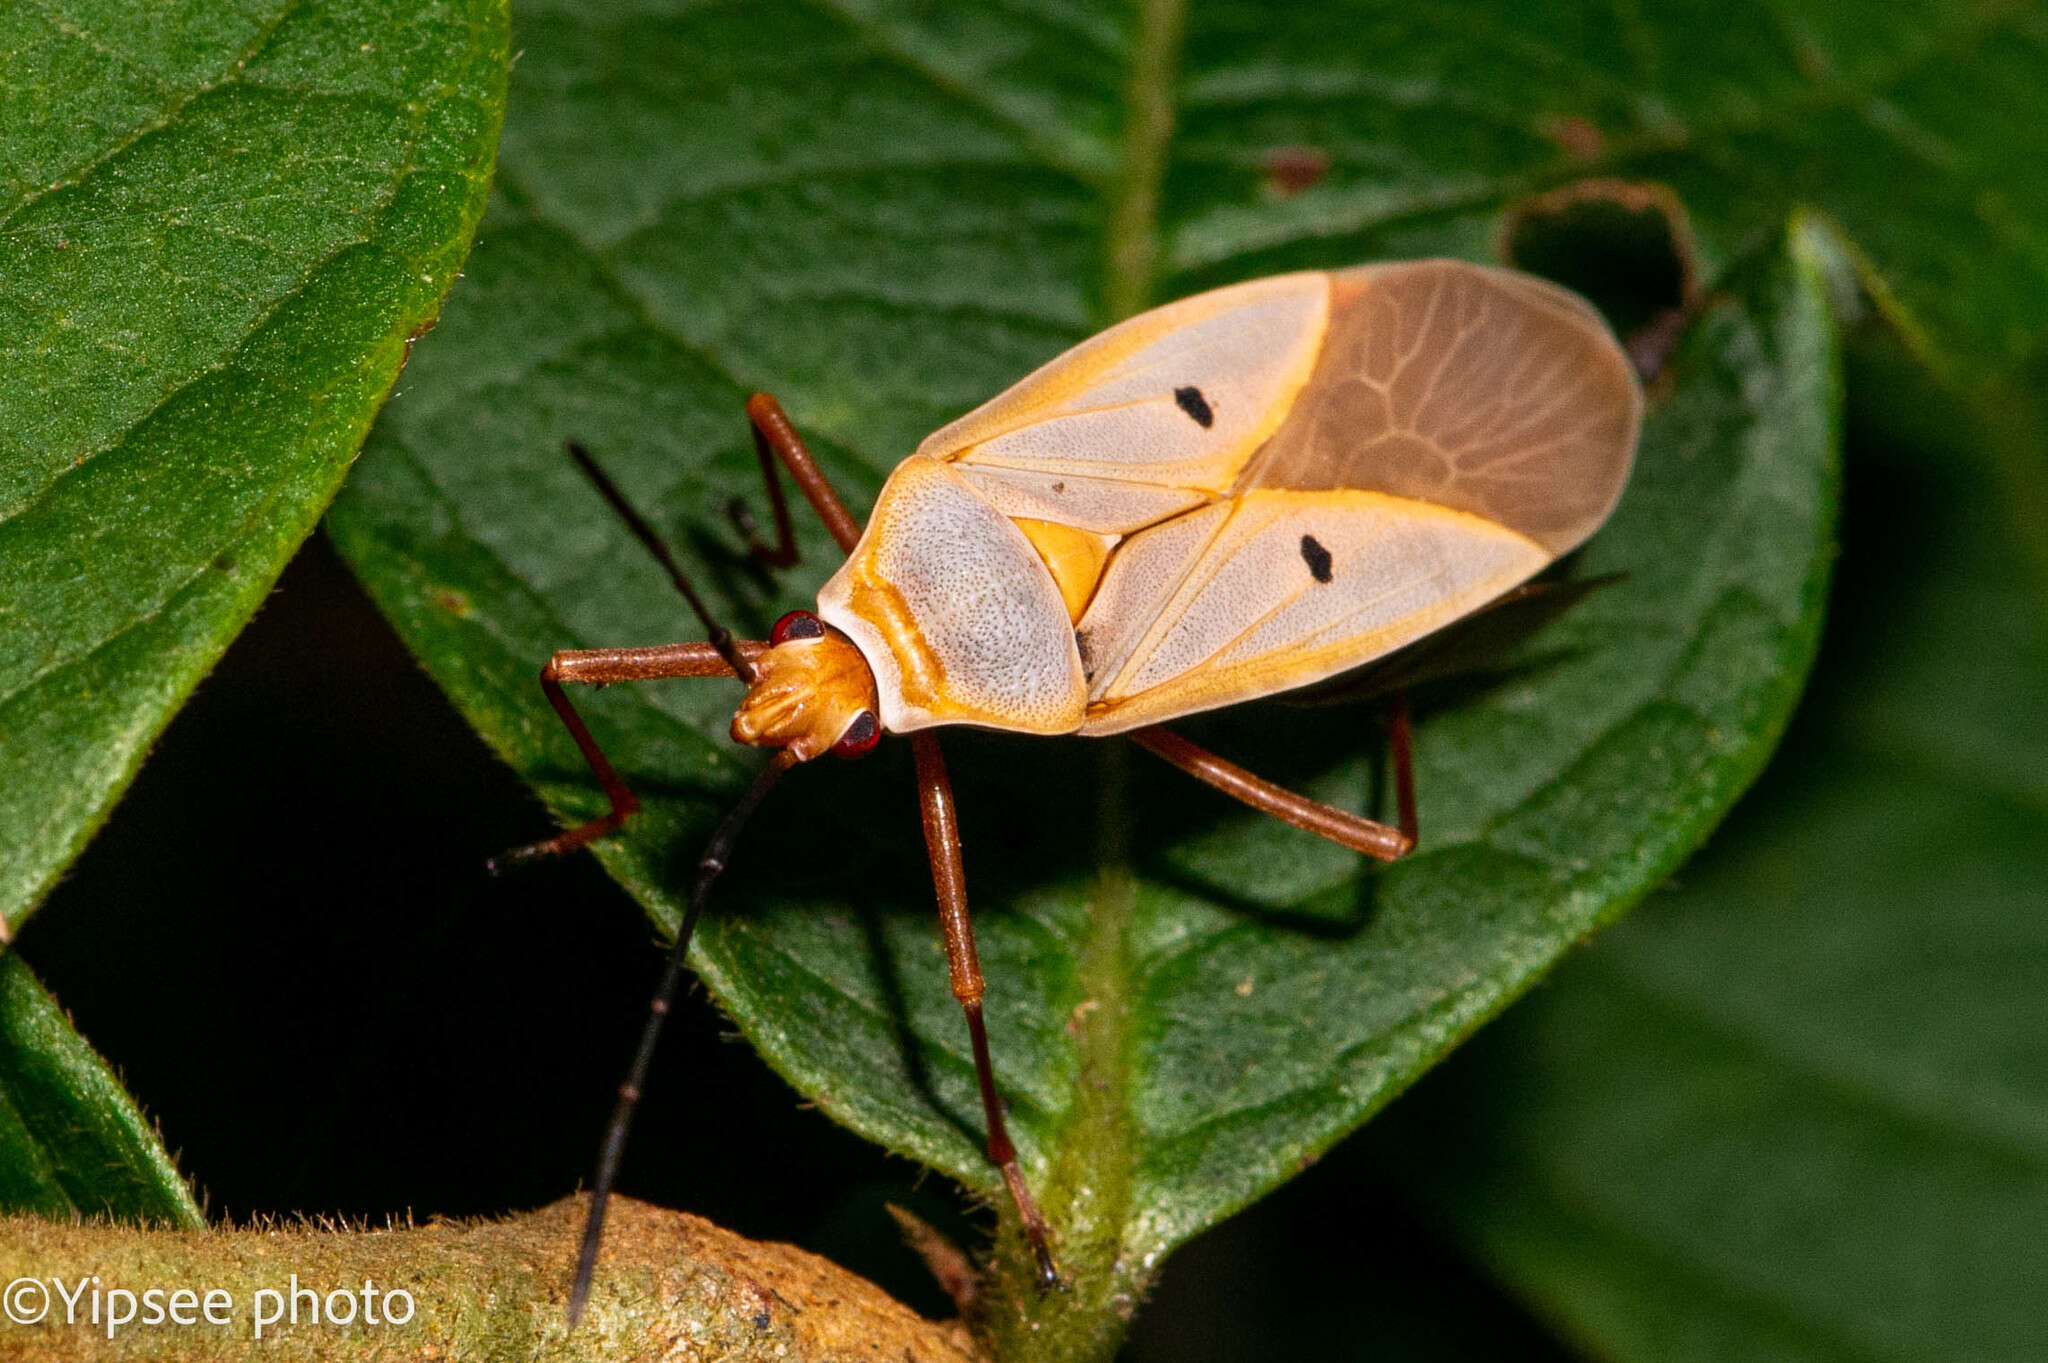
left=1174, top=385, right=1214, bottom=428
left=1300, top=534, right=1333, bottom=583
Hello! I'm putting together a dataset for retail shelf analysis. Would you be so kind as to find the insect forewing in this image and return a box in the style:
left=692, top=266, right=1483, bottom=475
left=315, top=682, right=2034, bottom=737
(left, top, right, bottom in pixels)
left=1077, top=260, right=1643, bottom=733
left=820, top=259, right=1642, bottom=739
left=925, top=273, right=1331, bottom=496
left=1245, top=261, right=1641, bottom=553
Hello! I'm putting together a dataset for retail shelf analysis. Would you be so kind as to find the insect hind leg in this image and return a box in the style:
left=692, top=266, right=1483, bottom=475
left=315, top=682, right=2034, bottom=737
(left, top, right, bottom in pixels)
left=1129, top=725, right=1414, bottom=861
left=1386, top=689, right=1419, bottom=847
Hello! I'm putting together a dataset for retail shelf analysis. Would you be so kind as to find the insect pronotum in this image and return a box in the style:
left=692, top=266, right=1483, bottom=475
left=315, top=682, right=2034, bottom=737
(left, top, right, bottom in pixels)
left=495, top=259, right=1645, bottom=1321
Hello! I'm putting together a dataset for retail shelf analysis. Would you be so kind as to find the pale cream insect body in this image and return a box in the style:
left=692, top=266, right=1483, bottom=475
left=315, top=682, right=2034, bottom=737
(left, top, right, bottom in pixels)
left=744, top=258, right=1640, bottom=754
left=513, top=258, right=1644, bottom=1320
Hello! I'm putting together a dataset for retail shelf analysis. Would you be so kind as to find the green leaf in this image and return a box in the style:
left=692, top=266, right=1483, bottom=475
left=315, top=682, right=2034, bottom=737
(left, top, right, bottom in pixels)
left=0, top=0, right=509, bottom=936
left=324, top=2, right=1883, bottom=1350
left=0, top=954, right=200, bottom=1226
left=1376, top=350, right=2048, bottom=1362
left=1167, top=0, right=2048, bottom=380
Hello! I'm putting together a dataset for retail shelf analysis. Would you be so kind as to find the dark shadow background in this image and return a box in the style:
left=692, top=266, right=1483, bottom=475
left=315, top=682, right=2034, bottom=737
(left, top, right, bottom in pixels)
left=13, top=529, right=1568, bottom=1360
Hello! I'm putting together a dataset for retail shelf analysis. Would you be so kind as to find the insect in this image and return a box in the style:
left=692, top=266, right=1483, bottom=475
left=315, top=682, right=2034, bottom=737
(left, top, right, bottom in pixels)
left=498, top=258, right=1644, bottom=1320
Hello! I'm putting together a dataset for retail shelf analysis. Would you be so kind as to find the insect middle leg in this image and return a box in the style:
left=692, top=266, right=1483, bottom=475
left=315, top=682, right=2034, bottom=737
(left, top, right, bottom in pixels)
left=913, top=732, right=1061, bottom=1291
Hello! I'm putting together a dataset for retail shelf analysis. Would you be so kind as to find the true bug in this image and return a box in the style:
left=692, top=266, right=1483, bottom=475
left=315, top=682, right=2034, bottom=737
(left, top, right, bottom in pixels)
left=499, top=258, right=1644, bottom=1320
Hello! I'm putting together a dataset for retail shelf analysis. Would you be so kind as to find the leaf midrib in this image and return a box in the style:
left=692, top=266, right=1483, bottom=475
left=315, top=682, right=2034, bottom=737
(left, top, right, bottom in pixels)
left=1070, top=0, right=1182, bottom=1230
left=985, top=3, right=1187, bottom=1349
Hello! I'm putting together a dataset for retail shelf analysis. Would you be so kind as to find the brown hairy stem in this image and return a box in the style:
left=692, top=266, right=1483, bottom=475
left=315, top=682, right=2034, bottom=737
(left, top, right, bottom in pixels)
left=0, top=1198, right=976, bottom=1362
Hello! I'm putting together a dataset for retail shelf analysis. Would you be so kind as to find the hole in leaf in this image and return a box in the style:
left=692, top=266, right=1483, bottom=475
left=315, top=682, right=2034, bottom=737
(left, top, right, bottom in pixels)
left=1501, top=180, right=1696, bottom=378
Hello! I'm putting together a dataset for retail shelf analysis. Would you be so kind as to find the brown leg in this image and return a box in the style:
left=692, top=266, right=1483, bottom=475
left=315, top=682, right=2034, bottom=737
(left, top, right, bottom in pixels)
left=548, top=640, right=765, bottom=684
left=728, top=413, right=801, bottom=568
left=744, top=393, right=863, bottom=554
left=1387, top=690, right=1419, bottom=847
left=912, top=732, right=1061, bottom=1291
left=489, top=643, right=767, bottom=873
left=1129, top=726, right=1414, bottom=861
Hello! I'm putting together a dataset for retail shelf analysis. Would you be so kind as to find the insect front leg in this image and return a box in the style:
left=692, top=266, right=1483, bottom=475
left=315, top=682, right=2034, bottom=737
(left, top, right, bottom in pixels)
left=490, top=644, right=765, bottom=872
left=912, top=732, right=1062, bottom=1291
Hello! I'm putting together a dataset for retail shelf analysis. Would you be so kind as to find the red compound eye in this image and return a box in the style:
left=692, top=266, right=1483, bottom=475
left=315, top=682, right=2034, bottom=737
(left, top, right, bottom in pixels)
left=770, top=610, right=825, bottom=645
left=830, top=710, right=881, bottom=759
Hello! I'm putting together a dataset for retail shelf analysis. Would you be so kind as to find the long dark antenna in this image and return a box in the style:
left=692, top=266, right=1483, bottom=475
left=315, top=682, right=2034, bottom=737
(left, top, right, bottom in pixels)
left=566, top=440, right=758, bottom=685
left=568, top=746, right=798, bottom=1325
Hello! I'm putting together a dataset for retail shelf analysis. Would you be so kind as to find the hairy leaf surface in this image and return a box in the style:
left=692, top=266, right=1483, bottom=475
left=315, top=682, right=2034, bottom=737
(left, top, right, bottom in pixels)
left=0, top=955, right=199, bottom=1226
left=0, top=0, right=509, bottom=935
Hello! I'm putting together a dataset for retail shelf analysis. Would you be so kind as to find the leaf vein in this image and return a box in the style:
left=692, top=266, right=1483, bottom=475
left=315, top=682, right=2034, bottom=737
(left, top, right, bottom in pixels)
left=791, top=0, right=1104, bottom=185
left=0, top=121, right=440, bottom=527
left=0, top=1, right=309, bottom=229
